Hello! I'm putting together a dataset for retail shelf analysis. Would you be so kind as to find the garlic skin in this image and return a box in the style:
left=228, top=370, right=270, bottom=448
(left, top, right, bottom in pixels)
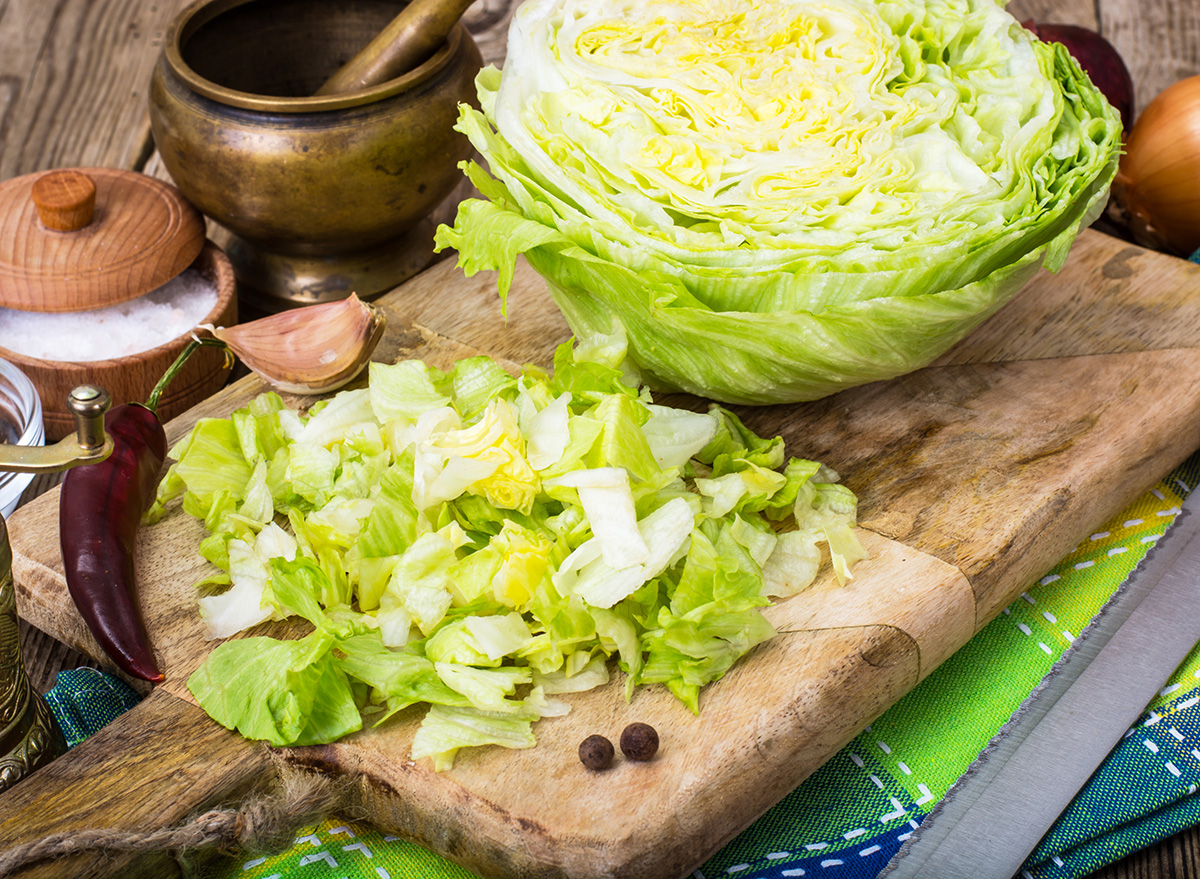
left=202, top=294, right=386, bottom=394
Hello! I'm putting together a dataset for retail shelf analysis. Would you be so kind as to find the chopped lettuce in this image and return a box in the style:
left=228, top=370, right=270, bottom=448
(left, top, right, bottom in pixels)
left=188, top=628, right=362, bottom=747
left=161, top=344, right=865, bottom=767
left=410, top=703, right=539, bottom=772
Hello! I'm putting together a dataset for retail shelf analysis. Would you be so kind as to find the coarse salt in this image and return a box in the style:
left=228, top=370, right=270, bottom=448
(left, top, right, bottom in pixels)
left=0, top=269, right=218, bottom=362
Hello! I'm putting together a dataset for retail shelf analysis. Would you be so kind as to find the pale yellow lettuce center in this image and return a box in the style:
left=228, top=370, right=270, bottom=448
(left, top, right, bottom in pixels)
left=501, top=0, right=1056, bottom=243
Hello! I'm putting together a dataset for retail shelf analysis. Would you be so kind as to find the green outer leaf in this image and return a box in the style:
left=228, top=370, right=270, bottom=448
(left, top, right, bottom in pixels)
left=187, top=629, right=362, bottom=747
left=435, top=0, right=1122, bottom=405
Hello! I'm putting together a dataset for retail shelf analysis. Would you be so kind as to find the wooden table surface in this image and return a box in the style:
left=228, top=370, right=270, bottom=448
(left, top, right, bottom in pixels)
left=5, top=0, right=1200, bottom=878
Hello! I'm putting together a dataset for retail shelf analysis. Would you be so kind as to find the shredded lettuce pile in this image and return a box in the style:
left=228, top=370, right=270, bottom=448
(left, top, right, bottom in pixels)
left=152, top=344, right=865, bottom=769
left=434, top=0, right=1123, bottom=404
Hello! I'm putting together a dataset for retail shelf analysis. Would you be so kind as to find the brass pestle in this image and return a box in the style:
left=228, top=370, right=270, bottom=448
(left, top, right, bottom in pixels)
left=315, top=0, right=478, bottom=96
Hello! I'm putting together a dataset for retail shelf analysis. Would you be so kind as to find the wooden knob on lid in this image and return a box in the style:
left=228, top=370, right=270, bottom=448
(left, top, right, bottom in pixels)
left=31, top=170, right=97, bottom=231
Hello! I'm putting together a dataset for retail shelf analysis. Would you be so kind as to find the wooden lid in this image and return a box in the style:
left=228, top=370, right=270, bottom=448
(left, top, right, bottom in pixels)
left=0, top=167, right=206, bottom=313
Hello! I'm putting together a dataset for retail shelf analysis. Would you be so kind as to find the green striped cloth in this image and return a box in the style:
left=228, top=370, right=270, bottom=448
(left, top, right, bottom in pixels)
left=48, top=451, right=1200, bottom=879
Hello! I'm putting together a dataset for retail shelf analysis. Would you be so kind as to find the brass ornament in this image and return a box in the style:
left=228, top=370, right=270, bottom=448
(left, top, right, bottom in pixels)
left=0, top=386, right=114, bottom=790
left=0, top=517, right=66, bottom=792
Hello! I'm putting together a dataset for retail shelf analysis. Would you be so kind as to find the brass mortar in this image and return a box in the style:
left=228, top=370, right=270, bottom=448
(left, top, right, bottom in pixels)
left=148, top=0, right=482, bottom=314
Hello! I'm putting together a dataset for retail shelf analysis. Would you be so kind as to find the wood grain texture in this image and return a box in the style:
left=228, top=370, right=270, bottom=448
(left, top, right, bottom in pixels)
left=0, top=0, right=193, bottom=180
left=8, top=224, right=1200, bottom=878
left=1, top=0, right=1200, bottom=877
left=459, top=0, right=518, bottom=70
left=0, top=687, right=270, bottom=879
left=1100, top=0, right=1200, bottom=122
left=17, top=618, right=95, bottom=694
left=1009, top=0, right=1098, bottom=29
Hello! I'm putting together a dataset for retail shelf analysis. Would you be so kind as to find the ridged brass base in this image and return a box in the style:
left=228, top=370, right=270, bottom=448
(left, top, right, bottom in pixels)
left=226, top=218, right=436, bottom=316
left=0, top=518, right=66, bottom=792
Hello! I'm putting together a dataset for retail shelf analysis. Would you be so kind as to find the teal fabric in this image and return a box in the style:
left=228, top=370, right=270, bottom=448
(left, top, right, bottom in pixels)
left=43, top=667, right=141, bottom=749
left=1023, top=677, right=1200, bottom=877
left=43, top=451, right=1200, bottom=879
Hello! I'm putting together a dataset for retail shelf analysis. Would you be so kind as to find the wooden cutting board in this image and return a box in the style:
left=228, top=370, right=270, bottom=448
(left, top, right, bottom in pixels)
left=4, top=227, right=1200, bottom=879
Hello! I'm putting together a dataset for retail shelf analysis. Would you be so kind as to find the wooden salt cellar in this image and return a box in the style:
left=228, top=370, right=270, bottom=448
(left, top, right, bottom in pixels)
left=0, top=167, right=237, bottom=440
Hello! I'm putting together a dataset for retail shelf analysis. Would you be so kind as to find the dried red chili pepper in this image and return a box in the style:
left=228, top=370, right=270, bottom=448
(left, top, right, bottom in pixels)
left=59, top=338, right=228, bottom=682
left=60, top=402, right=167, bottom=681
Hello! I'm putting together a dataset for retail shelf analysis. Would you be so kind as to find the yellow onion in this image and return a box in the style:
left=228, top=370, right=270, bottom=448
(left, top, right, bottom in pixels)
left=1111, top=75, right=1200, bottom=257
left=201, top=294, right=386, bottom=394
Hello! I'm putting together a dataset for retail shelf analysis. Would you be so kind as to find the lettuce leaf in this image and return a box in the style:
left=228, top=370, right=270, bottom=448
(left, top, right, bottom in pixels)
left=188, top=628, right=362, bottom=747
left=167, top=343, right=866, bottom=769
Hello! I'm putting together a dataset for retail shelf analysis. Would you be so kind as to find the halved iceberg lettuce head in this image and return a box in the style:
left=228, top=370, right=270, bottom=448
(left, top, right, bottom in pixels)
left=436, top=0, right=1122, bottom=404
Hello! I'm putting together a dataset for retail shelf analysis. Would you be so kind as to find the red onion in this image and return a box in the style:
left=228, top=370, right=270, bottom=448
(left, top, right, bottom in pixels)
left=1023, top=21, right=1135, bottom=133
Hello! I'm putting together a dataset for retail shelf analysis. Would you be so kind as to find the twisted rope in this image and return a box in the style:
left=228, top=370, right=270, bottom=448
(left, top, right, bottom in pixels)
left=0, top=772, right=339, bottom=876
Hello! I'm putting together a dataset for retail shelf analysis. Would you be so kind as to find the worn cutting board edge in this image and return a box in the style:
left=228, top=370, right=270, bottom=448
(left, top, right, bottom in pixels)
left=6, top=530, right=964, bottom=879
left=0, top=688, right=272, bottom=879
left=6, top=228, right=1200, bottom=879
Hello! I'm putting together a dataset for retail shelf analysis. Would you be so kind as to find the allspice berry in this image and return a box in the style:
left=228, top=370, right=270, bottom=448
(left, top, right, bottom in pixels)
left=579, top=734, right=615, bottom=770
left=620, top=722, right=659, bottom=761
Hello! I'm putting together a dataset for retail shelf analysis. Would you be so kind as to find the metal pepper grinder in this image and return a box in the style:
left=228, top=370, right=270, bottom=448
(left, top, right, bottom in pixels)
left=0, top=386, right=112, bottom=792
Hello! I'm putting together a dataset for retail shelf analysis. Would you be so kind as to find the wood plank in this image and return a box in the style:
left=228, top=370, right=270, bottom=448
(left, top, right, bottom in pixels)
left=0, top=1, right=63, bottom=159
left=460, top=0, right=518, bottom=67
left=17, top=618, right=95, bottom=694
left=1100, top=0, right=1200, bottom=122
left=1007, top=0, right=1098, bottom=29
left=0, top=0, right=191, bottom=179
left=0, top=688, right=270, bottom=879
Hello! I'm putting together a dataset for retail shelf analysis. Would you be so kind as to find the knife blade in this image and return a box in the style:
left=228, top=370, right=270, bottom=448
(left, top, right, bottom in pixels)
left=880, top=487, right=1200, bottom=879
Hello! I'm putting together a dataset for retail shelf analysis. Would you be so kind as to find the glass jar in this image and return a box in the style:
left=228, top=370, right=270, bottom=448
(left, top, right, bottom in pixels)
left=0, top=358, right=45, bottom=519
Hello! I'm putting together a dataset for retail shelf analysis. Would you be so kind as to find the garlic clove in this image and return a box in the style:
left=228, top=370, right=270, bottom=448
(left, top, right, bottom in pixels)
left=202, top=294, right=386, bottom=394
